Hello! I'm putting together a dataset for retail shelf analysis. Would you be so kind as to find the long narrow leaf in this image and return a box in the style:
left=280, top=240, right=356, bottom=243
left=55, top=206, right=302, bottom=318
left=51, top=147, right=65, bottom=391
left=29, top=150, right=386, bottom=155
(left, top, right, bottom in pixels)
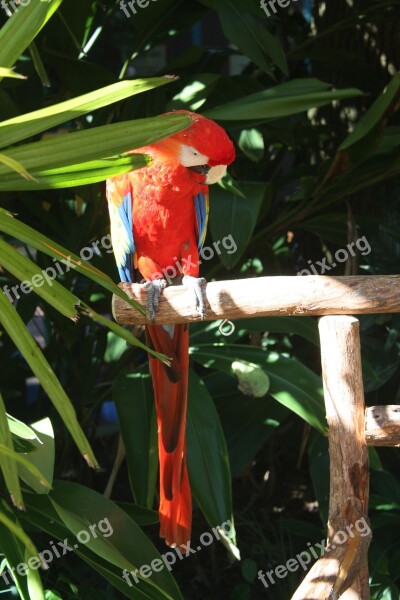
left=215, top=0, right=288, bottom=76
left=340, top=74, right=400, bottom=151
left=49, top=481, right=183, bottom=599
left=0, top=237, right=80, bottom=319
left=0, top=154, right=150, bottom=191
left=0, top=0, right=63, bottom=71
left=0, top=152, right=36, bottom=182
left=0, top=501, right=39, bottom=563
left=0, top=235, right=168, bottom=361
left=0, top=207, right=144, bottom=314
left=0, top=292, right=98, bottom=468
left=0, top=444, right=51, bottom=490
left=0, top=67, right=26, bottom=80
left=0, top=114, right=191, bottom=176
left=204, top=79, right=364, bottom=121
left=187, top=370, right=239, bottom=560
left=0, top=78, right=179, bottom=149
left=0, top=392, right=23, bottom=509
left=0, top=501, right=44, bottom=600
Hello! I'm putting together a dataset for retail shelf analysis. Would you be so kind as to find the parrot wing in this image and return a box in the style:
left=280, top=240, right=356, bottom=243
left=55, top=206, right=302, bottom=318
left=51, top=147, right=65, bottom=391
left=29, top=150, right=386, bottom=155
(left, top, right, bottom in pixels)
left=106, top=174, right=135, bottom=283
left=194, top=189, right=209, bottom=251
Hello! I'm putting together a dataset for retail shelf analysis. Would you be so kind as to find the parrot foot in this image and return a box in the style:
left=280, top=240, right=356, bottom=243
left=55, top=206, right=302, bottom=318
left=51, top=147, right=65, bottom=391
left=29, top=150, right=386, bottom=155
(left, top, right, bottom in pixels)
left=144, top=278, right=167, bottom=323
left=182, top=275, right=207, bottom=319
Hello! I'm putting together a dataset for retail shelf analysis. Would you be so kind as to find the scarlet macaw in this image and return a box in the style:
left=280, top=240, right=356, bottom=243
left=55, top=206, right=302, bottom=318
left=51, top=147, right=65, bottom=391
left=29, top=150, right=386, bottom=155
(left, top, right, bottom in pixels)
left=106, top=111, right=235, bottom=548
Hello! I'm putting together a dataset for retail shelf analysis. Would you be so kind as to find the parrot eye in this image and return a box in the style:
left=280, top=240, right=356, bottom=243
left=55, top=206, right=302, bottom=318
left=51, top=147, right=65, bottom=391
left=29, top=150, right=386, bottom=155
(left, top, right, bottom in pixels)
left=179, top=144, right=209, bottom=168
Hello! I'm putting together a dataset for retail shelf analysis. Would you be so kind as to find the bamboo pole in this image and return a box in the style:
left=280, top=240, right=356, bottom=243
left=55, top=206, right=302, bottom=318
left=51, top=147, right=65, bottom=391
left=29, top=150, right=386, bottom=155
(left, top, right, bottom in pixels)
left=292, top=316, right=371, bottom=600
left=112, top=275, right=400, bottom=325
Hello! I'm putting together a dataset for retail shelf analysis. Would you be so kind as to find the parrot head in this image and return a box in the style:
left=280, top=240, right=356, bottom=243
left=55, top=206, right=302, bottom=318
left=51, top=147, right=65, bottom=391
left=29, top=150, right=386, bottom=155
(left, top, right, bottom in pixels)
left=160, top=110, right=235, bottom=184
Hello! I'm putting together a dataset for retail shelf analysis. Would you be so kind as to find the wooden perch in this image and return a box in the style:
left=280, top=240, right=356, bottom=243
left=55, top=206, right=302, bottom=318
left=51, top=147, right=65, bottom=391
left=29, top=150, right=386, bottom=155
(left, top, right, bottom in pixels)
left=112, top=275, right=400, bottom=325
left=292, top=316, right=371, bottom=599
left=365, top=406, right=400, bottom=446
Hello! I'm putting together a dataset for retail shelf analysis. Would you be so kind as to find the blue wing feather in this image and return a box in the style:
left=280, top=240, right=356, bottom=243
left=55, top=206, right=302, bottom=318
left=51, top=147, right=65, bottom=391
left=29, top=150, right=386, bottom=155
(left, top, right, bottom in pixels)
left=194, top=191, right=209, bottom=251
left=107, top=177, right=136, bottom=283
left=116, top=192, right=135, bottom=282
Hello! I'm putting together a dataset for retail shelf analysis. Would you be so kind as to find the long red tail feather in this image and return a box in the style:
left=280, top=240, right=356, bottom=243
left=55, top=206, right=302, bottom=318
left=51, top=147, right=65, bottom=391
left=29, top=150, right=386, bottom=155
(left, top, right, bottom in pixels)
left=146, top=323, right=191, bottom=548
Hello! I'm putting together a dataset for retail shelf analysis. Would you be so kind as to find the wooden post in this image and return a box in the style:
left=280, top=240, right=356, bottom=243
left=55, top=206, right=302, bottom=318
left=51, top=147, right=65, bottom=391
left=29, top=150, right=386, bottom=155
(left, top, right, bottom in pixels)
left=292, top=316, right=371, bottom=599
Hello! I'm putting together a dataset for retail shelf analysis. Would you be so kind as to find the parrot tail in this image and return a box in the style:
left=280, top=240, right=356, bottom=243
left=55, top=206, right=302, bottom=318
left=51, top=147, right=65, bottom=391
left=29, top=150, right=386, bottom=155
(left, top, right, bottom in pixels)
left=146, top=323, right=192, bottom=549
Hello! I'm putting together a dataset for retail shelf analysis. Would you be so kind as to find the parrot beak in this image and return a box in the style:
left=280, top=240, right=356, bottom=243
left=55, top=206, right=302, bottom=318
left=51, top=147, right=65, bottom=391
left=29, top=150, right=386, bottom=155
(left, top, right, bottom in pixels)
left=205, top=164, right=227, bottom=184
left=188, top=164, right=211, bottom=175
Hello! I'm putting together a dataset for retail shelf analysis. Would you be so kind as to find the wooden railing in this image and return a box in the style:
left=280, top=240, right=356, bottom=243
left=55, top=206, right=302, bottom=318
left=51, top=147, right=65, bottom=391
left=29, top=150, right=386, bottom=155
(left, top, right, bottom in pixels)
left=113, top=275, right=400, bottom=600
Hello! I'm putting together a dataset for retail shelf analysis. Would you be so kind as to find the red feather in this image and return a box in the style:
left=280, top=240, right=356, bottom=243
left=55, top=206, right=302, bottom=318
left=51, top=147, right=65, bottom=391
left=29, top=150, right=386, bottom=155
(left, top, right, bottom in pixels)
left=146, top=324, right=191, bottom=547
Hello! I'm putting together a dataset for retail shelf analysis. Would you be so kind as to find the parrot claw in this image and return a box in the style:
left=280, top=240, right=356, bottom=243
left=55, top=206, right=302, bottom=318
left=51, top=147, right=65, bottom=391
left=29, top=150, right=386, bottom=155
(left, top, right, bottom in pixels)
left=144, top=279, right=167, bottom=323
left=182, top=275, right=207, bottom=319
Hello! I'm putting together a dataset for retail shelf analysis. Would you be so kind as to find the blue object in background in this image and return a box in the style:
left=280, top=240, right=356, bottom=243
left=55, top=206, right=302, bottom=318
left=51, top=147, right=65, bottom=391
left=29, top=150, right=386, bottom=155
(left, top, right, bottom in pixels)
left=100, top=400, right=118, bottom=424
left=301, top=0, right=313, bottom=23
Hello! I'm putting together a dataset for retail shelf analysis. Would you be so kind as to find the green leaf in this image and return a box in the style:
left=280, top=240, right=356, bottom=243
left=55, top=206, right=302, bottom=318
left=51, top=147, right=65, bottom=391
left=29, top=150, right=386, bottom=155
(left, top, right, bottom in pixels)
left=0, top=152, right=36, bottom=182
left=17, top=418, right=55, bottom=495
left=204, top=372, right=287, bottom=476
left=113, top=373, right=158, bottom=508
left=0, top=443, right=51, bottom=491
left=190, top=345, right=327, bottom=432
left=233, top=316, right=319, bottom=346
left=0, top=392, right=23, bottom=509
left=214, top=0, right=288, bottom=76
left=300, top=213, right=350, bottom=246
left=0, top=154, right=150, bottom=191
left=204, top=78, right=364, bottom=121
left=0, top=78, right=180, bottom=149
left=80, top=307, right=169, bottom=362
left=7, top=415, right=40, bottom=442
left=0, top=237, right=80, bottom=319
left=117, top=502, right=159, bottom=526
left=0, top=207, right=144, bottom=316
left=0, top=114, right=191, bottom=179
left=0, top=291, right=98, bottom=468
left=340, top=74, right=400, bottom=151
left=0, top=501, right=44, bottom=600
left=209, top=181, right=266, bottom=268
left=0, top=0, right=63, bottom=71
left=0, top=66, right=26, bottom=80
left=0, top=501, right=40, bottom=566
left=49, top=480, right=183, bottom=599
left=25, top=491, right=167, bottom=600
left=238, top=128, right=265, bottom=162
left=187, top=370, right=239, bottom=560
left=0, top=216, right=167, bottom=362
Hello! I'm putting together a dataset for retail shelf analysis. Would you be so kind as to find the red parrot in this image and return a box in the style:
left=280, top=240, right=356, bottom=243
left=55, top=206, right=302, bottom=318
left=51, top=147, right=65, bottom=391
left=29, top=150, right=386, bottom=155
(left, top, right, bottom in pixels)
left=106, top=110, right=235, bottom=548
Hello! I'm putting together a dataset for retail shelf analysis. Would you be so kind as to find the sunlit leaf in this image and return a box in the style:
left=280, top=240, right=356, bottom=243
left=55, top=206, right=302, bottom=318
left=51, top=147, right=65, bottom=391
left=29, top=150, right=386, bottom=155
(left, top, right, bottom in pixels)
left=0, top=392, right=23, bottom=509
left=0, top=77, right=180, bottom=148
